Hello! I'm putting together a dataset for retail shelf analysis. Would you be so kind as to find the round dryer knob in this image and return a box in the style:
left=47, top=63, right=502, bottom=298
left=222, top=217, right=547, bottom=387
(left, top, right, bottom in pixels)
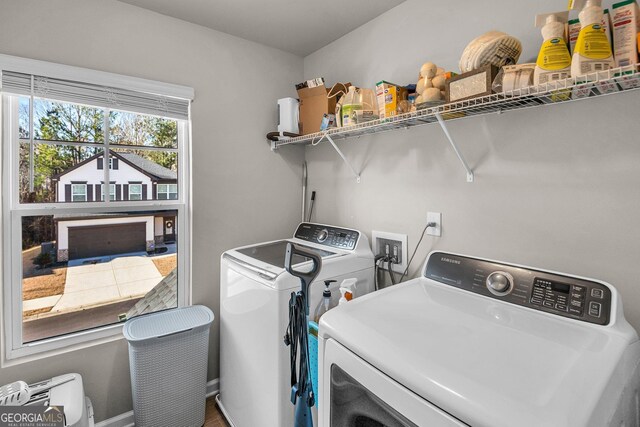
left=486, top=271, right=513, bottom=295
left=317, top=229, right=329, bottom=242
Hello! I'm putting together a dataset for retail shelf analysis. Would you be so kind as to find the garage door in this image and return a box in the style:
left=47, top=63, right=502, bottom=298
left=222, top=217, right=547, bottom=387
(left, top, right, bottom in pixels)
left=68, top=222, right=146, bottom=260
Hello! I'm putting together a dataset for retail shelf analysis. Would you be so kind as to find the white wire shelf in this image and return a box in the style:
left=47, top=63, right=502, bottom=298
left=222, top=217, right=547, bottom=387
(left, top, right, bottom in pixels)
left=272, top=64, right=640, bottom=150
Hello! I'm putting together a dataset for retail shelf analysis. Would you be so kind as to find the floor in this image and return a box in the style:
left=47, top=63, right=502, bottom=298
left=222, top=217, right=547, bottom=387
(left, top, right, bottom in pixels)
left=205, top=397, right=230, bottom=427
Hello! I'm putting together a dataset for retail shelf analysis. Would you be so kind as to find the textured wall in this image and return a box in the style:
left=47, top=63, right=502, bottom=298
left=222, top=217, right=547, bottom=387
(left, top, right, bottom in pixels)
left=0, top=0, right=304, bottom=421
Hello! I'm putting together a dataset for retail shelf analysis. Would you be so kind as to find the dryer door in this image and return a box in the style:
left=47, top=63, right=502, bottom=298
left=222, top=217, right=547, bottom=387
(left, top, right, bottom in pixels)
left=320, top=338, right=467, bottom=427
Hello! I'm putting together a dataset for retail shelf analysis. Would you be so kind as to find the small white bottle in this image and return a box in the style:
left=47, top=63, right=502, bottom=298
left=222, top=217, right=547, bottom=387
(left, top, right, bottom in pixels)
left=313, top=280, right=336, bottom=323
left=534, top=11, right=572, bottom=85
left=570, top=0, right=615, bottom=77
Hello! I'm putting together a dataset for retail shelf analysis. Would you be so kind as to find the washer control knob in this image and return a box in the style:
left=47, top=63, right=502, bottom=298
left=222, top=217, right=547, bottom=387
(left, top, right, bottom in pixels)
left=317, top=229, right=329, bottom=242
left=486, top=271, right=513, bottom=295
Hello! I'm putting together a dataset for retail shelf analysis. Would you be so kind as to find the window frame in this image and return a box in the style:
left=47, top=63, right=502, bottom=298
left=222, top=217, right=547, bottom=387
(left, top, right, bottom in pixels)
left=71, top=183, right=87, bottom=202
left=1, top=59, right=193, bottom=364
left=157, top=183, right=178, bottom=200
left=100, top=183, right=116, bottom=201
left=128, top=183, right=142, bottom=201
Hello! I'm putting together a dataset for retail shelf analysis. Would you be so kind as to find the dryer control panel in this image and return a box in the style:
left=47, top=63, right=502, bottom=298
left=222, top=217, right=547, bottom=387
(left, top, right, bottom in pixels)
left=425, top=252, right=612, bottom=325
left=294, top=223, right=359, bottom=250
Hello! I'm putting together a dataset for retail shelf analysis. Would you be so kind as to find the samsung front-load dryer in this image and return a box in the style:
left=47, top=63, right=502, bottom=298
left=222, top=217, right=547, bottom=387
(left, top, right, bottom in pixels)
left=319, top=251, right=640, bottom=427
left=218, top=222, right=374, bottom=427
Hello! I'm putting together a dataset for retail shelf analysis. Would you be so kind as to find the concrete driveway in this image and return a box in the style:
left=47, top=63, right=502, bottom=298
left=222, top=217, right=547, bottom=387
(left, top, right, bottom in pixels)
left=52, top=255, right=162, bottom=312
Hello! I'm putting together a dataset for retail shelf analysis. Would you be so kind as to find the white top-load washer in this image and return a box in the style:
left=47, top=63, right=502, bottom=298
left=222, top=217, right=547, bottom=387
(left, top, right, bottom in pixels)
left=319, top=251, right=640, bottom=427
left=218, top=222, right=375, bottom=427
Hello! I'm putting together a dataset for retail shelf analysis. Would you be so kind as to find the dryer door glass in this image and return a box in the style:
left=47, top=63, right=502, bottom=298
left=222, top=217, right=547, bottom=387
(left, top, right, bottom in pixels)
left=330, top=364, right=418, bottom=427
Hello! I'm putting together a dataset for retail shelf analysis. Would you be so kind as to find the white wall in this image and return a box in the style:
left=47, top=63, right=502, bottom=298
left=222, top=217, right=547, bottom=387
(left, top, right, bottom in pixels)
left=0, top=0, right=304, bottom=421
left=303, top=0, right=640, bottom=332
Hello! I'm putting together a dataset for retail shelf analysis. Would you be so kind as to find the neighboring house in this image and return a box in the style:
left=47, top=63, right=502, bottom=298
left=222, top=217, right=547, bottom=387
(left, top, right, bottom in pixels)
left=53, top=151, right=177, bottom=261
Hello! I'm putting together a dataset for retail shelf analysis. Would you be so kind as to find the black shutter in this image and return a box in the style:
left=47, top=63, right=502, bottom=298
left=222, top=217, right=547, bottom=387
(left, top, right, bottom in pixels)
left=123, top=184, right=129, bottom=200
left=115, top=184, right=121, bottom=201
left=87, top=185, right=93, bottom=202
left=152, top=183, right=157, bottom=200
left=142, top=184, right=147, bottom=200
left=95, top=184, right=101, bottom=200
left=65, top=184, right=71, bottom=202
left=97, top=157, right=103, bottom=170
left=113, top=158, right=119, bottom=170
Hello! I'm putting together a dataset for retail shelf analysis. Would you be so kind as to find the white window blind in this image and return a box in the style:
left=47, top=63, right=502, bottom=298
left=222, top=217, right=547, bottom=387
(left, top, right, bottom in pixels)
left=1, top=70, right=190, bottom=120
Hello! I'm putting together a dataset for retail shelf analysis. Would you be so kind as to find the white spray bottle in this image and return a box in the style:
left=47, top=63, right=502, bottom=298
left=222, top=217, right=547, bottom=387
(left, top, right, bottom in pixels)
left=338, top=278, right=358, bottom=305
left=534, top=11, right=572, bottom=85
left=570, top=0, right=615, bottom=77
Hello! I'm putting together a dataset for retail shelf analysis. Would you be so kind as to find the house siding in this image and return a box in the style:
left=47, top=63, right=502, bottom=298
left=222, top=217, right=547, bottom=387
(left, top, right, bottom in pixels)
left=57, top=156, right=154, bottom=202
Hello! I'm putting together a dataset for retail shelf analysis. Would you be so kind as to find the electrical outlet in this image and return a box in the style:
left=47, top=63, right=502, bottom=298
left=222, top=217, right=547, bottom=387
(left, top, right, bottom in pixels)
left=426, top=212, right=442, bottom=237
left=372, top=231, right=408, bottom=273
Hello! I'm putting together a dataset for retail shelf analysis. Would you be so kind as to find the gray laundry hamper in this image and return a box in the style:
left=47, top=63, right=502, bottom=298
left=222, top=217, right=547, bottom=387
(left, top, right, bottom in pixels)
left=123, top=305, right=214, bottom=427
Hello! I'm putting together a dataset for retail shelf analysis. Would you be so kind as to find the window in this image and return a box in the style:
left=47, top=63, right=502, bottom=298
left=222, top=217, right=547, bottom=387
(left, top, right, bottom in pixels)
left=1, top=59, right=193, bottom=361
left=157, top=183, right=178, bottom=200
left=71, top=184, right=87, bottom=202
left=129, top=183, right=142, bottom=201
left=101, top=183, right=116, bottom=201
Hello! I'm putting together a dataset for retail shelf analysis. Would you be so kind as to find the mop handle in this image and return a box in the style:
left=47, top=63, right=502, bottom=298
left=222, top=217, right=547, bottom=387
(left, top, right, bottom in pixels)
left=284, top=243, right=323, bottom=314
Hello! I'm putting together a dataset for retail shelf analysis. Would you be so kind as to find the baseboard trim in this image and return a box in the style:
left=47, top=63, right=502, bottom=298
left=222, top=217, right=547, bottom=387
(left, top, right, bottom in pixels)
left=206, top=378, right=220, bottom=397
left=95, top=378, right=220, bottom=427
left=94, top=410, right=134, bottom=427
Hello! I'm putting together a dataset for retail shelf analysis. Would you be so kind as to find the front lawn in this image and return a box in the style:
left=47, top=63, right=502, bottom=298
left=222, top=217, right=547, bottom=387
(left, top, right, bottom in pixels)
left=152, top=254, right=177, bottom=276
left=22, top=267, right=67, bottom=300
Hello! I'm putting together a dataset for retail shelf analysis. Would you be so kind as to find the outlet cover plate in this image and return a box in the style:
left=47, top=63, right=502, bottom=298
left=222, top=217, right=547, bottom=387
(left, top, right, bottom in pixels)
left=372, top=230, right=408, bottom=273
left=426, top=212, right=442, bottom=237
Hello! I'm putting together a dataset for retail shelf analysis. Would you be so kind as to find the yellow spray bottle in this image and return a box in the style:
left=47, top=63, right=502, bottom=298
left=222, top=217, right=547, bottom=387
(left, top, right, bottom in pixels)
left=570, top=0, right=615, bottom=77
left=534, top=11, right=572, bottom=84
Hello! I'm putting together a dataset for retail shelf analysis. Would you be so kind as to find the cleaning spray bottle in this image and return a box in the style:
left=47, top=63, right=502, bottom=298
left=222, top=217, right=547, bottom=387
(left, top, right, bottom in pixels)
left=313, top=280, right=336, bottom=323
left=338, top=278, right=358, bottom=305
left=534, top=11, right=572, bottom=85
left=570, top=0, right=615, bottom=77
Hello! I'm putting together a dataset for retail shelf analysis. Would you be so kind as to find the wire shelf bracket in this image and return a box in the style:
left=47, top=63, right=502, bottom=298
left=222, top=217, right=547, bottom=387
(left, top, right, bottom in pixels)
left=434, top=112, right=474, bottom=183
left=319, top=132, right=361, bottom=183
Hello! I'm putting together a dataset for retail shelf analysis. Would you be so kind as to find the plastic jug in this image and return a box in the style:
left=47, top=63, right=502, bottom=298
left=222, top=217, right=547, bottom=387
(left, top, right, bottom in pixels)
left=341, top=86, right=362, bottom=127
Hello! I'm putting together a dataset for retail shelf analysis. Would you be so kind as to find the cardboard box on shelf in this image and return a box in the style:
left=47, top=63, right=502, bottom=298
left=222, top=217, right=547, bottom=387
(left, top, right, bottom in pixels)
left=375, top=81, right=409, bottom=119
left=445, top=65, right=499, bottom=103
left=296, top=79, right=350, bottom=135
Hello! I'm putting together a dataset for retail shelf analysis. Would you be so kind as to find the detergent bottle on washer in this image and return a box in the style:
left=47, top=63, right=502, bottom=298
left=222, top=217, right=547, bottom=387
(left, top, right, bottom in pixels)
left=313, top=280, right=337, bottom=323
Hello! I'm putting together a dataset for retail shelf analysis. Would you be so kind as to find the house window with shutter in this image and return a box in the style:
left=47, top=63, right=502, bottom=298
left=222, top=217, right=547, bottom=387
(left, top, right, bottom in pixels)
left=71, top=183, right=87, bottom=202
left=1, top=56, right=193, bottom=360
left=129, top=183, right=142, bottom=201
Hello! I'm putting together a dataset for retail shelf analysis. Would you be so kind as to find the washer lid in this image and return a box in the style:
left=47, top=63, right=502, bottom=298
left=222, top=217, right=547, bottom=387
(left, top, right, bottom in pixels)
left=319, top=279, right=637, bottom=427
left=235, top=240, right=336, bottom=269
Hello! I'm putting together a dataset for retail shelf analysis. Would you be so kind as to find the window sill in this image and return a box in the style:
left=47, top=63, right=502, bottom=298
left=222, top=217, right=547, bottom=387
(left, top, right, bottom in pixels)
left=2, top=322, right=125, bottom=367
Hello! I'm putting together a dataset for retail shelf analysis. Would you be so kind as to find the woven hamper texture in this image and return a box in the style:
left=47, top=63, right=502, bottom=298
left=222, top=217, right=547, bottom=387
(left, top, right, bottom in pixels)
left=125, top=306, right=213, bottom=427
